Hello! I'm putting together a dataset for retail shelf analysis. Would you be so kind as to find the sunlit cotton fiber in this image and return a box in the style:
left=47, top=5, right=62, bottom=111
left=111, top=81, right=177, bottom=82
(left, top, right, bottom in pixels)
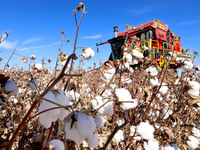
left=49, top=139, right=64, bottom=150
left=143, top=139, right=159, bottom=150
left=136, top=122, right=155, bottom=140
left=4, top=80, right=19, bottom=96
left=81, top=47, right=95, bottom=60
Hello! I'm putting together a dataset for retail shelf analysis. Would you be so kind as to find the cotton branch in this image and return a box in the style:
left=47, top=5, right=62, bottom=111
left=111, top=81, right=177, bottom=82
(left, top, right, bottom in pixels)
left=101, top=113, right=128, bottom=150
left=7, top=53, right=77, bottom=150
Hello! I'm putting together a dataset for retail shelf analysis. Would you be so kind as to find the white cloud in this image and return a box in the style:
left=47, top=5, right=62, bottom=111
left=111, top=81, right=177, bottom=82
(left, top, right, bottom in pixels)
left=82, top=34, right=102, bottom=39
left=0, top=40, right=17, bottom=49
left=20, top=42, right=61, bottom=51
left=22, top=37, right=43, bottom=45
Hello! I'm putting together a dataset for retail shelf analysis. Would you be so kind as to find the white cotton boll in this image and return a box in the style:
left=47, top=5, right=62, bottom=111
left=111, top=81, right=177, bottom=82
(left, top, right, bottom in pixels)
left=130, top=126, right=136, bottom=136
left=35, top=63, right=43, bottom=70
left=186, top=135, right=199, bottom=149
left=124, top=62, right=130, bottom=70
left=39, top=106, right=52, bottom=128
left=145, top=66, right=159, bottom=77
left=136, top=122, right=155, bottom=140
left=18, top=88, right=23, bottom=94
left=113, top=129, right=124, bottom=143
left=143, top=139, right=159, bottom=150
left=65, top=119, right=84, bottom=144
left=13, top=98, right=18, bottom=104
left=132, top=58, right=139, bottom=65
left=3, top=80, right=18, bottom=96
left=103, top=68, right=115, bottom=84
left=174, top=79, right=180, bottom=85
left=120, top=98, right=138, bottom=110
left=66, top=90, right=80, bottom=101
left=87, top=134, right=99, bottom=149
left=42, top=91, right=60, bottom=117
left=39, top=91, right=60, bottom=128
left=187, top=81, right=200, bottom=97
left=104, top=101, right=114, bottom=116
left=76, top=112, right=96, bottom=139
left=81, top=47, right=95, bottom=60
left=94, top=115, right=104, bottom=129
left=175, top=57, right=185, bottom=64
left=115, top=88, right=138, bottom=110
left=92, top=96, right=113, bottom=116
left=134, top=136, right=142, bottom=141
left=150, top=77, right=159, bottom=87
left=30, top=55, right=36, bottom=59
left=125, top=53, right=133, bottom=64
left=192, top=127, right=200, bottom=138
left=49, top=139, right=64, bottom=150
left=29, top=79, right=38, bottom=90
left=159, top=83, right=168, bottom=95
left=183, top=60, right=193, bottom=70
left=132, top=49, right=144, bottom=59
left=161, top=144, right=175, bottom=150
left=55, top=90, right=71, bottom=120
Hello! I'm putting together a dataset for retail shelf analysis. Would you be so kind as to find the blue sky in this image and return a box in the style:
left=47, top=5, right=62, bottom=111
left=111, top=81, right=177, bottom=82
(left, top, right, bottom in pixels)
left=0, top=0, right=200, bottom=70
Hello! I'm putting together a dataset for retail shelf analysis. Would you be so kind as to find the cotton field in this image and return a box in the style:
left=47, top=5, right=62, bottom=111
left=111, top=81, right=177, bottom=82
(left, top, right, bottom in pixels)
left=1, top=2, right=200, bottom=150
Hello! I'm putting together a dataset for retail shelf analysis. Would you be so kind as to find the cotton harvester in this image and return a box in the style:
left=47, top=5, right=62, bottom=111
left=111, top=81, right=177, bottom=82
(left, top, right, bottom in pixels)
left=96, top=19, right=195, bottom=71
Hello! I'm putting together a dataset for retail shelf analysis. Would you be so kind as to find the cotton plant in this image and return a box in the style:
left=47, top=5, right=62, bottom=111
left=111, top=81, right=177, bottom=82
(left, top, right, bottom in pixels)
left=192, top=127, right=200, bottom=138
left=34, top=63, right=43, bottom=71
left=49, top=139, right=64, bottom=150
left=91, top=95, right=113, bottom=116
left=143, top=139, right=159, bottom=150
left=29, top=79, right=38, bottom=90
left=183, top=60, right=193, bottom=70
left=130, top=126, right=136, bottom=136
left=65, top=90, right=80, bottom=102
left=39, top=90, right=70, bottom=128
left=65, top=111, right=100, bottom=149
left=132, top=49, right=144, bottom=59
left=115, top=88, right=138, bottom=110
left=187, top=80, right=200, bottom=97
left=113, top=129, right=125, bottom=143
left=94, top=114, right=105, bottom=129
left=80, top=47, right=95, bottom=60
left=175, top=57, right=185, bottom=64
left=102, top=68, right=116, bottom=84
left=160, top=103, right=173, bottom=119
left=3, top=80, right=19, bottom=96
left=136, top=121, right=155, bottom=140
left=159, top=83, right=169, bottom=95
left=30, top=55, right=36, bottom=60
left=186, top=135, right=199, bottom=149
left=150, top=77, right=159, bottom=87
left=145, top=66, right=159, bottom=77
left=125, top=53, right=139, bottom=65
left=121, top=76, right=132, bottom=84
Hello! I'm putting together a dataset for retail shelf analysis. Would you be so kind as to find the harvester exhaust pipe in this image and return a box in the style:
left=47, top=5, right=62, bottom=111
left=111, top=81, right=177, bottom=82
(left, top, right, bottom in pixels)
left=113, top=26, right=118, bottom=37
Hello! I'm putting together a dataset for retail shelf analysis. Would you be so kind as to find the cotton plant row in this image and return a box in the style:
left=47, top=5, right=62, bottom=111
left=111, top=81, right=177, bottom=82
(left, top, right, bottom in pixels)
left=1, top=49, right=200, bottom=150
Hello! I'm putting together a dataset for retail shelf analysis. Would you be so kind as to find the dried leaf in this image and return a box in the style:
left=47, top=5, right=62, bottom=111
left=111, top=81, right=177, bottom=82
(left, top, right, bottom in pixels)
left=188, top=95, right=200, bottom=105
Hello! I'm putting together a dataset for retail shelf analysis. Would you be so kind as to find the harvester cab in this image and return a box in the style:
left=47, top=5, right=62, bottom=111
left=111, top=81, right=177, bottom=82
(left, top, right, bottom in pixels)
left=96, top=20, right=194, bottom=70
